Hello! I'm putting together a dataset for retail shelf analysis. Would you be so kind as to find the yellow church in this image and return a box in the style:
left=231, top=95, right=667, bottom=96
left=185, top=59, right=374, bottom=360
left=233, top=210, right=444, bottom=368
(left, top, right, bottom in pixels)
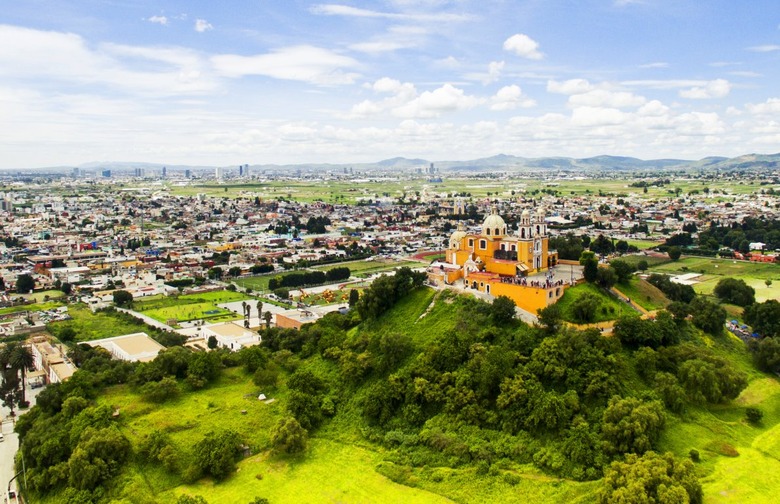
left=428, top=206, right=568, bottom=314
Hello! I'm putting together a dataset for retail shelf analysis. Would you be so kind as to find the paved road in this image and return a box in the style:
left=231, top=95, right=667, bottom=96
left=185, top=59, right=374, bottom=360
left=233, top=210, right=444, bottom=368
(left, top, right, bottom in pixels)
left=1, top=382, right=41, bottom=501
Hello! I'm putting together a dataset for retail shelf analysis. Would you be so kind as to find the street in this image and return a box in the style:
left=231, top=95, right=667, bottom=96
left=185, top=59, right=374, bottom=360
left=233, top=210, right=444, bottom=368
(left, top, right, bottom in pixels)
left=1, top=383, right=43, bottom=500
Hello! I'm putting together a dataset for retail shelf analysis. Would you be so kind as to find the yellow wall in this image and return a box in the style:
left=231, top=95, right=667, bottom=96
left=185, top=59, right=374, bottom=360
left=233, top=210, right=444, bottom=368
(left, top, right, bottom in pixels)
left=489, top=282, right=566, bottom=314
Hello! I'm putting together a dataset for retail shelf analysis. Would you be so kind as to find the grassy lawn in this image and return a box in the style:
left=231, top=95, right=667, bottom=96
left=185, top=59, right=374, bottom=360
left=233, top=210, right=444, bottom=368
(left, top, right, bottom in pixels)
left=25, top=290, right=67, bottom=302
left=47, top=304, right=155, bottom=342
left=625, top=239, right=663, bottom=250
left=311, top=258, right=427, bottom=277
left=555, top=282, right=638, bottom=323
left=615, top=253, right=670, bottom=269
left=0, top=300, right=64, bottom=315
left=132, top=291, right=251, bottom=326
left=613, top=277, right=670, bottom=311
left=649, top=257, right=780, bottom=302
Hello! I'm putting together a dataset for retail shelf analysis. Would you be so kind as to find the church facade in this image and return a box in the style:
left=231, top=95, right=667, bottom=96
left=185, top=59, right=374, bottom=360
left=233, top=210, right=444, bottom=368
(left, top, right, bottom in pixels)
left=429, top=206, right=567, bottom=314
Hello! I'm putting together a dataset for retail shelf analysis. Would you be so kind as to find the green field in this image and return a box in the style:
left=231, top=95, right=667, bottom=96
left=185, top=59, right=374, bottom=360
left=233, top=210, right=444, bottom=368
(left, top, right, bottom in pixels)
left=0, top=300, right=64, bottom=316
left=163, top=177, right=769, bottom=203
left=555, top=282, right=639, bottom=323
left=311, top=258, right=427, bottom=277
left=625, top=239, right=663, bottom=250
left=647, top=257, right=780, bottom=302
left=613, top=277, right=670, bottom=311
left=47, top=304, right=157, bottom=342
left=133, top=290, right=251, bottom=326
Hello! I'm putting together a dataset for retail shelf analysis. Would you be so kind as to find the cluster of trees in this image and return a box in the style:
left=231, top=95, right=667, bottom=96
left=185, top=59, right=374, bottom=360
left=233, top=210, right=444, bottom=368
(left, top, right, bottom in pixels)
left=696, top=217, right=780, bottom=253
left=356, top=267, right=426, bottom=320
left=0, top=342, right=34, bottom=415
left=267, top=267, right=350, bottom=291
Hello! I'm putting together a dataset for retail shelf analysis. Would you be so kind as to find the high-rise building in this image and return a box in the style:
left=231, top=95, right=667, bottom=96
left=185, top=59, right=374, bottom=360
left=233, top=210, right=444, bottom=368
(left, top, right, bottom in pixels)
left=215, top=167, right=223, bottom=179
left=243, top=164, right=250, bottom=177
left=184, top=169, right=192, bottom=179
left=72, top=167, right=80, bottom=178
left=101, top=170, right=112, bottom=178
left=161, top=166, right=167, bottom=178
left=134, top=167, right=144, bottom=177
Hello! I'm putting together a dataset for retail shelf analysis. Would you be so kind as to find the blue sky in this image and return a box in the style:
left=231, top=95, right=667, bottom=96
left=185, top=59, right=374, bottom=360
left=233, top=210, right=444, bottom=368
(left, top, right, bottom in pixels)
left=1, top=0, right=779, bottom=168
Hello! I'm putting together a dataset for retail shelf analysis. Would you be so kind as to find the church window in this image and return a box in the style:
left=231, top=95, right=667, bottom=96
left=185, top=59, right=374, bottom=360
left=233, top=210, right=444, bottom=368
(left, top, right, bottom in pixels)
left=495, top=228, right=500, bottom=235
left=479, top=239, right=487, bottom=250
left=468, top=238, right=474, bottom=248
left=486, top=228, right=491, bottom=236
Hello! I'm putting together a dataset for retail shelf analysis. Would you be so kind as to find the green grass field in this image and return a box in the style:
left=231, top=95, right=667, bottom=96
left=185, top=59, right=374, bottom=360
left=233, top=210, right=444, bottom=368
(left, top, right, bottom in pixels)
left=648, top=257, right=780, bottom=302
left=625, top=239, right=663, bottom=250
left=133, top=290, right=251, bottom=325
left=555, top=282, right=639, bottom=323
left=46, top=304, right=156, bottom=342
left=0, top=300, right=64, bottom=316
left=613, top=277, right=670, bottom=311
left=311, top=258, right=427, bottom=277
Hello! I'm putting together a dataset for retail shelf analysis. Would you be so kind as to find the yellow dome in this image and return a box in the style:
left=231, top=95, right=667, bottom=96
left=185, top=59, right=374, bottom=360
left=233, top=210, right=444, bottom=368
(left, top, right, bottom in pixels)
left=449, top=222, right=467, bottom=248
left=482, top=206, right=506, bottom=236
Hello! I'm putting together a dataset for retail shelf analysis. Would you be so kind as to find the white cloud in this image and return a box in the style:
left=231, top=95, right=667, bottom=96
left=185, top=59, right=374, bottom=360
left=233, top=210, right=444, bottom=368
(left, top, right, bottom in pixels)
left=638, top=62, right=668, bottom=68
left=310, top=4, right=471, bottom=23
left=503, top=34, right=543, bottom=60
left=434, top=56, right=460, bottom=69
left=569, top=89, right=646, bottom=108
left=490, top=85, right=535, bottom=111
left=465, top=60, right=505, bottom=85
left=349, top=41, right=409, bottom=53
left=679, top=79, right=731, bottom=99
left=195, top=19, right=213, bottom=32
left=211, top=45, right=359, bottom=85
left=746, top=44, right=780, bottom=52
left=637, top=100, right=670, bottom=117
left=148, top=15, right=168, bottom=26
left=745, top=98, right=780, bottom=115
left=547, top=79, right=593, bottom=95
left=393, top=84, right=481, bottom=118
left=0, top=24, right=216, bottom=96
left=571, top=106, right=626, bottom=127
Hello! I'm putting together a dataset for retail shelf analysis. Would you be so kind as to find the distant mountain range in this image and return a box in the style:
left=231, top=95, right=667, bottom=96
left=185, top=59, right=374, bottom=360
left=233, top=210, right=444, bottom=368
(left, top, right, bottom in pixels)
left=6, top=152, right=780, bottom=174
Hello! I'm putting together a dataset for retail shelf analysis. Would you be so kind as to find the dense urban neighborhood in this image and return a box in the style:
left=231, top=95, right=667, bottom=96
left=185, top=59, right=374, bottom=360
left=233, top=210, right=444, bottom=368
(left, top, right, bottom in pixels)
left=1, top=164, right=780, bottom=504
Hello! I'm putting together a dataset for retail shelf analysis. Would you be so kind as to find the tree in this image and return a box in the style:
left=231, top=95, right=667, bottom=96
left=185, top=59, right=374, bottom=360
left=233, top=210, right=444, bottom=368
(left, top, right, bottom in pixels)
left=744, top=300, right=780, bottom=337
left=713, top=278, right=755, bottom=307
left=228, top=266, right=242, bottom=278
left=689, top=297, right=726, bottom=335
left=16, top=273, right=35, bottom=293
left=609, top=259, right=635, bottom=284
left=637, top=259, right=648, bottom=272
left=270, top=416, right=308, bottom=454
left=599, top=451, right=701, bottom=504
left=667, top=246, right=682, bottom=261
left=602, top=396, right=665, bottom=455
left=537, top=304, right=563, bottom=334
left=207, top=336, right=218, bottom=349
left=61, top=282, right=73, bottom=295
left=749, top=336, right=780, bottom=373
left=112, top=290, right=133, bottom=307
left=192, top=429, right=243, bottom=480
left=491, top=295, right=516, bottom=325
left=596, top=267, right=618, bottom=289
left=207, top=267, right=223, bottom=280
left=348, top=289, right=359, bottom=308
left=746, top=407, right=763, bottom=425
left=7, top=343, right=33, bottom=405
left=571, top=293, right=600, bottom=323
left=256, top=301, right=263, bottom=319
left=177, top=496, right=209, bottom=504
left=263, top=311, right=273, bottom=328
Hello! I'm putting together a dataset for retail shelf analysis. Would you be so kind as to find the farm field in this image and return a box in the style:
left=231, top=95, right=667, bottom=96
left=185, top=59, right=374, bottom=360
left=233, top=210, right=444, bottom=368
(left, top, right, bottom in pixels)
left=164, top=177, right=767, bottom=203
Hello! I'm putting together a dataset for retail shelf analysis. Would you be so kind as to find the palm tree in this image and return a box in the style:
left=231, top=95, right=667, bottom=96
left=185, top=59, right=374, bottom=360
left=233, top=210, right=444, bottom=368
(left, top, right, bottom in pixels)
left=9, top=344, right=34, bottom=405
left=256, top=301, right=263, bottom=320
left=242, top=301, right=248, bottom=318
left=263, top=311, right=273, bottom=329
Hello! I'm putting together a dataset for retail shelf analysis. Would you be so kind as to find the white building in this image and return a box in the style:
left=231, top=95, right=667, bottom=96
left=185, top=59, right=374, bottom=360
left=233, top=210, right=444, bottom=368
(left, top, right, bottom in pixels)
left=86, top=332, right=165, bottom=362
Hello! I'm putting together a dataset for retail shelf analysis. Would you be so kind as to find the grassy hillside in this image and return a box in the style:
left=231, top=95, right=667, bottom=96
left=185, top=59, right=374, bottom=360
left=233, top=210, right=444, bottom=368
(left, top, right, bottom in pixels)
left=20, top=282, right=780, bottom=504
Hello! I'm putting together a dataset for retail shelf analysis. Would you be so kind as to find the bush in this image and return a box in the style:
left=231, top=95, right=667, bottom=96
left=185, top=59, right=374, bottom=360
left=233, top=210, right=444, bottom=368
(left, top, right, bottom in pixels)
left=746, top=407, right=763, bottom=425
left=571, top=293, right=600, bottom=323
left=689, top=449, right=700, bottom=463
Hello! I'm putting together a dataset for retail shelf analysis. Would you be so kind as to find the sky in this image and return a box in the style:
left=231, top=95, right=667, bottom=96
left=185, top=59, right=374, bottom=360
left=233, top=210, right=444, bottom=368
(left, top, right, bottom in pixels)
left=1, top=0, right=779, bottom=169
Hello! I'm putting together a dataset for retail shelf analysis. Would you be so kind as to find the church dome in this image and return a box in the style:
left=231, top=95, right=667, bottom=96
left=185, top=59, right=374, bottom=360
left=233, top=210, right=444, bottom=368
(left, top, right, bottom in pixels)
left=482, top=206, right=506, bottom=237
left=449, top=222, right=467, bottom=249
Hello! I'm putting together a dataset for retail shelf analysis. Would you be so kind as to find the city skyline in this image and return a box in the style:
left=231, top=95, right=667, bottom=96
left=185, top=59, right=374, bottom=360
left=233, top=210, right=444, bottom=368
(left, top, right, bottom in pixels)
left=1, top=0, right=779, bottom=169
